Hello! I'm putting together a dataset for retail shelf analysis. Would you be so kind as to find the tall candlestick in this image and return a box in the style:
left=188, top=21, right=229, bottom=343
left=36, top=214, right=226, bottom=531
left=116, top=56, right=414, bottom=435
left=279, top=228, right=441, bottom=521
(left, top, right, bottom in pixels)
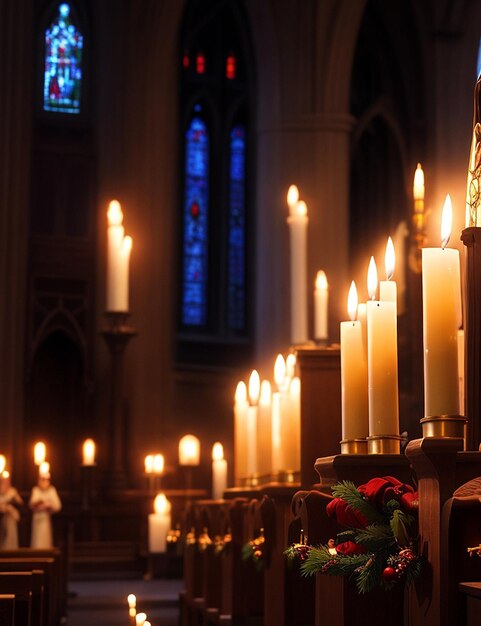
left=422, top=195, right=461, bottom=417
left=271, top=354, right=286, bottom=473
left=234, top=381, right=249, bottom=484
left=246, top=370, right=260, bottom=478
left=283, top=376, right=301, bottom=472
left=256, top=380, right=272, bottom=478
left=106, top=200, right=132, bottom=312
left=314, top=270, right=329, bottom=341
left=148, top=494, right=171, bottom=553
left=340, top=281, right=368, bottom=451
left=366, top=256, right=400, bottom=452
left=211, top=442, right=227, bottom=499
left=287, top=186, right=308, bottom=345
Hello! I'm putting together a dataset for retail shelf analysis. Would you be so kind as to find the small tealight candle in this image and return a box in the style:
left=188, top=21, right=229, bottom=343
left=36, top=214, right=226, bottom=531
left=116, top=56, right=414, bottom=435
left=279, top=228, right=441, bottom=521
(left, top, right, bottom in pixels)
left=82, top=439, right=96, bottom=466
left=178, top=435, right=200, bottom=466
left=34, top=442, right=46, bottom=466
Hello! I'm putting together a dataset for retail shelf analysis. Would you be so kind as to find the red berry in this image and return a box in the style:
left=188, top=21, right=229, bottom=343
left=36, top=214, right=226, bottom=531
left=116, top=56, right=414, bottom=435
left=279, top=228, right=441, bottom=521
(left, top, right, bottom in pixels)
left=382, top=566, right=398, bottom=582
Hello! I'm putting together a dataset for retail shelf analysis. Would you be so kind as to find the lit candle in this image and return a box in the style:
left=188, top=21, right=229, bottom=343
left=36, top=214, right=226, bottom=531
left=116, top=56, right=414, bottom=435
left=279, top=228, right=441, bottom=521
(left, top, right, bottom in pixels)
left=458, top=329, right=465, bottom=415
left=271, top=354, right=286, bottom=473
left=34, top=442, right=46, bottom=466
left=285, top=353, right=296, bottom=381
left=314, top=270, right=329, bottom=341
left=287, top=186, right=308, bottom=345
left=422, top=195, right=461, bottom=416
left=135, top=612, right=147, bottom=626
left=148, top=494, right=171, bottom=553
left=283, top=376, right=301, bottom=472
left=39, top=461, right=50, bottom=478
left=106, top=200, right=132, bottom=312
left=178, top=435, right=200, bottom=466
left=366, top=256, right=399, bottom=439
left=413, top=163, right=425, bottom=214
left=0, top=455, right=6, bottom=474
left=234, top=381, right=249, bottom=485
left=256, top=380, right=272, bottom=478
left=212, top=442, right=227, bottom=499
left=247, top=370, right=260, bottom=477
left=357, top=302, right=368, bottom=362
left=127, top=594, right=136, bottom=610
left=144, top=454, right=154, bottom=474
left=82, top=439, right=96, bottom=466
left=379, top=237, right=397, bottom=315
left=340, top=281, right=369, bottom=443
left=153, top=454, right=164, bottom=474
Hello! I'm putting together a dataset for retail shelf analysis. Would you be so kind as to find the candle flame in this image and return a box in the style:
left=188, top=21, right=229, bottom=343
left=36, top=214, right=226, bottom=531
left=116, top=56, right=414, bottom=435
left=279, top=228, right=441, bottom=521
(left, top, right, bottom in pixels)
left=107, top=200, right=123, bottom=225
left=135, top=612, right=147, bottom=625
left=0, top=455, right=5, bottom=474
left=39, top=461, right=50, bottom=478
left=290, top=376, right=301, bottom=396
left=367, top=257, right=378, bottom=300
left=295, top=200, right=308, bottom=217
left=2, top=471, right=9, bottom=479
left=259, top=380, right=272, bottom=405
left=441, top=194, right=452, bottom=248
left=127, top=594, right=136, bottom=609
left=413, top=163, right=425, bottom=201
left=316, top=270, right=328, bottom=290
left=178, top=434, right=200, bottom=466
left=144, top=454, right=154, bottom=474
left=347, top=281, right=358, bottom=322
left=235, top=381, right=247, bottom=403
left=285, top=353, right=296, bottom=379
left=212, top=442, right=224, bottom=461
left=153, top=453, right=164, bottom=474
left=34, top=442, right=46, bottom=466
left=82, top=438, right=95, bottom=464
left=274, top=354, right=286, bottom=387
left=248, top=369, right=260, bottom=404
left=385, top=237, right=395, bottom=280
left=287, top=184, right=299, bottom=208
left=154, top=493, right=171, bottom=515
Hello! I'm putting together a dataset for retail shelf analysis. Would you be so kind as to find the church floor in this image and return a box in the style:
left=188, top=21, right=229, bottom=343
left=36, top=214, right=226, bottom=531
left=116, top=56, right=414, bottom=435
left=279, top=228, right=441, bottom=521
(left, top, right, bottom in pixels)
left=67, top=576, right=182, bottom=625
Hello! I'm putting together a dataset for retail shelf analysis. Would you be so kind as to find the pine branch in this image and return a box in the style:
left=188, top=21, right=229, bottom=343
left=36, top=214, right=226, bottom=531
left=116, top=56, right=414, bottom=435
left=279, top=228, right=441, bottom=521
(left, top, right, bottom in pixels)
left=336, top=530, right=356, bottom=543
left=300, top=545, right=370, bottom=577
left=390, top=510, right=411, bottom=546
left=331, top=481, right=385, bottom=524
left=356, top=551, right=385, bottom=594
left=355, top=524, right=393, bottom=552
left=405, top=556, right=422, bottom=585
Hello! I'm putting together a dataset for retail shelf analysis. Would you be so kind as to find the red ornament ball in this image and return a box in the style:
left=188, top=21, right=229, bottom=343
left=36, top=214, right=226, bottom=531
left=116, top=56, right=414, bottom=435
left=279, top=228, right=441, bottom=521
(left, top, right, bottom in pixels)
left=382, top=566, right=398, bottom=583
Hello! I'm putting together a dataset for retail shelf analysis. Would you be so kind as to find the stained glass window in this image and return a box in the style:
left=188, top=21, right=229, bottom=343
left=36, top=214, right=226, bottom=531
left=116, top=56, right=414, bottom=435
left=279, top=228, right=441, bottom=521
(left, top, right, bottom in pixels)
left=44, top=3, right=83, bottom=114
left=227, top=125, right=246, bottom=331
left=182, top=116, right=210, bottom=326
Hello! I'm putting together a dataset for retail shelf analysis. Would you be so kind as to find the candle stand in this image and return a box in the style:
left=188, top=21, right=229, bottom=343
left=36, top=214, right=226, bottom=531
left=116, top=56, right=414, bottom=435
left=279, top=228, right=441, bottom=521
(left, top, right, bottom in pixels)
left=101, top=312, right=137, bottom=492
left=461, top=226, right=481, bottom=450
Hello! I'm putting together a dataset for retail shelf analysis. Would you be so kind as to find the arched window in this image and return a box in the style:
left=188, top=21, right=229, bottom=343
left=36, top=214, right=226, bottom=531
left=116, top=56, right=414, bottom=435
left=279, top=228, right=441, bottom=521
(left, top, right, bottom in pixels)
left=178, top=0, right=255, bottom=365
left=43, top=2, right=84, bottom=114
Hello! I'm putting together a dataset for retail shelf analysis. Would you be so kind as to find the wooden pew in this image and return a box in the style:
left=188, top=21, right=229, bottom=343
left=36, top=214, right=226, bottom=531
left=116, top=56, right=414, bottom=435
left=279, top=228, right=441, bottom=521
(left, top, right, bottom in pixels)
left=0, top=570, right=44, bottom=626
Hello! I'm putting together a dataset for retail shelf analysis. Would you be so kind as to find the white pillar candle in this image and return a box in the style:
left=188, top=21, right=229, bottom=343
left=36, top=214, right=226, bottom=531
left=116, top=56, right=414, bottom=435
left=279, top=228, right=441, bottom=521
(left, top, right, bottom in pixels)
left=211, top=442, right=227, bottom=499
left=34, top=441, right=46, bottom=466
left=256, top=380, right=272, bottom=477
left=246, top=370, right=260, bottom=477
left=282, top=376, right=301, bottom=471
left=287, top=186, right=308, bottom=345
left=314, top=270, right=328, bottom=341
left=116, top=235, right=132, bottom=312
left=106, top=200, right=125, bottom=311
left=422, top=195, right=461, bottom=416
left=340, top=281, right=369, bottom=441
left=366, top=257, right=399, bottom=436
left=82, top=439, right=96, bottom=466
left=148, top=494, right=171, bottom=553
left=379, top=237, right=397, bottom=315
left=458, top=329, right=465, bottom=415
left=234, top=381, right=249, bottom=484
left=178, top=435, right=200, bottom=466
left=271, top=354, right=286, bottom=473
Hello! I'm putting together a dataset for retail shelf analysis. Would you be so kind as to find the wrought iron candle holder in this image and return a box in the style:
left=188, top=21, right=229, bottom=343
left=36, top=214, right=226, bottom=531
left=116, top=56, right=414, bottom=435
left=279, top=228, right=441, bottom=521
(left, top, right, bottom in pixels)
left=101, top=311, right=138, bottom=492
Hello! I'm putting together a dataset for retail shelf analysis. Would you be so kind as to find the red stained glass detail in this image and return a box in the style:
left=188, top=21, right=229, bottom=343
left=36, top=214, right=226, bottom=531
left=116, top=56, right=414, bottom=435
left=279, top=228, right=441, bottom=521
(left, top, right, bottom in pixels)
left=226, top=54, right=236, bottom=79
left=191, top=201, right=200, bottom=218
left=196, top=51, right=205, bottom=74
left=183, top=51, right=190, bottom=69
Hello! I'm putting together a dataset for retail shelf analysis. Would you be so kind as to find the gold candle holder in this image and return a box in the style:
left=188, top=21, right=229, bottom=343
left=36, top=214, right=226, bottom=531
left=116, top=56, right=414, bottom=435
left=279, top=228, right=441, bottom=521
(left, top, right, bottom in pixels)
left=366, top=434, right=401, bottom=454
left=420, top=415, right=467, bottom=439
left=340, top=438, right=368, bottom=454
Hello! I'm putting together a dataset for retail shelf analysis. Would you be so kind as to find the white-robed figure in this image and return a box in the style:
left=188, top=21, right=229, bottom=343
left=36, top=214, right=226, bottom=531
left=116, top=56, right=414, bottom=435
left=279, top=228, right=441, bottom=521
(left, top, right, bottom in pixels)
left=0, top=471, right=23, bottom=549
left=29, top=471, right=62, bottom=548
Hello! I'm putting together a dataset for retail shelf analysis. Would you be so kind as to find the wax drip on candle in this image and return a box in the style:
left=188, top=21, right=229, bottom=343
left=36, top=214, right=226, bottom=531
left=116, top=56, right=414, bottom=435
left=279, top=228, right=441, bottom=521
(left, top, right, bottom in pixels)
left=441, top=194, right=452, bottom=249
left=367, top=257, right=378, bottom=300
left=348, top=281, right=358, bottom=322
left=385, top=237, right=395, bottom=280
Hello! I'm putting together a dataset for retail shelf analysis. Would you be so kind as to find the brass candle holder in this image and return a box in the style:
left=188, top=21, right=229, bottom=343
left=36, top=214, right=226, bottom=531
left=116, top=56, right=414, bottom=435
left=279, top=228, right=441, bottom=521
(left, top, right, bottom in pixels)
left=420, top=414, right=467, bottom=440
left=340, top=438, right=368, bottom=454
left=366, top=434, right=401, bottom=454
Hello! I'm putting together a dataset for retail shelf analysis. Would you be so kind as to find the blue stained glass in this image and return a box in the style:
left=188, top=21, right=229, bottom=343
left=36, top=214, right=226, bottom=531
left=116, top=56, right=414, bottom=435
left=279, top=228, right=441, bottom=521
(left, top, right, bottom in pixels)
left=227, top=125, right=246, bottom=331
left=182, top=117, right=210, bottom=326
left=43, top=3, right=83, bottom=114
